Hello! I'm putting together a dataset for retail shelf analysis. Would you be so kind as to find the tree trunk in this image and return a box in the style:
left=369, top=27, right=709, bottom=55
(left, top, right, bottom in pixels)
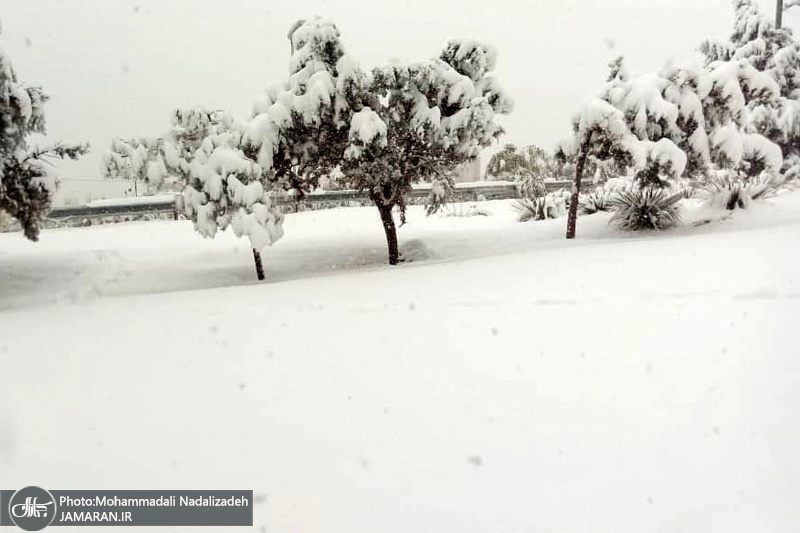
left=777, top=0, right=784, bottom=29
left=376, top=202, right=400, bottom=265
left=252, top=248, right=265, bottom=280
left=566, top=134, right=593, bottom=239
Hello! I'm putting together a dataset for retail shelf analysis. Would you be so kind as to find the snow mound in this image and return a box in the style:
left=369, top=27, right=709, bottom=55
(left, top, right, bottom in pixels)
left=399, top=239, right=436, bottom=262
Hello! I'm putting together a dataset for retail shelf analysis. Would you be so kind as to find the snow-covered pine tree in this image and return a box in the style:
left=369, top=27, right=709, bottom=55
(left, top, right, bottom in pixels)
left=562, top=26, right=791, bottom=237
left=102, top=107, right=231, bottom=194
left=340, top=39, right=513, bottom=264
left=101, top=137, right=160, bottom=196
left=658, top=64, right=713, bottom=180
left=243, top=18, right=370, bottom=197
left=560, top=54, right=707, bottom=237
left=486, top=143, right=575, bottom=203
left=245, top=20, right=513, bottom=265
left=702, top=60, right=783, bottom=178
left=486, top=144, right=555, bottom=182
left=561, top=55, right=701, bottom=237
left=486, top=144, right=519, bottom=180
left=702, top=0, right=798, bottom=178
left=0, top=28, right=88, bottom=240
left=103, top=108, right=284, bottom=279
left=182, top=121, right=284, bottom=280
left=558, top=98, right=642, bottom=238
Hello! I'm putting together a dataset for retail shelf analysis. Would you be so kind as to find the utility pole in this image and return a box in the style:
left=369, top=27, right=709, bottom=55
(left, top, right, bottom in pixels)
left=777, top=0, right=784, bottom=29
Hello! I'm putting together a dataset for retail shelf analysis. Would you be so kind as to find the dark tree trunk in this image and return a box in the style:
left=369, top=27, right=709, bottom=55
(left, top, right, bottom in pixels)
left=777, top=0, right=784, bottom=29
left=252, top=248, right=265, bottom=280
left=376, top=202, right=400, bottom=265
left=566, top=134, right=593, bottom=239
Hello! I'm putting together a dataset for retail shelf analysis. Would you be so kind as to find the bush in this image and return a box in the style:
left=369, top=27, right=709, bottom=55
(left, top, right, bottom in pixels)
left=513, top=191, right=568, bottom=222
left=699, top=173, right=780, bottom=210
left=440, top=202, right=490, bottom=218
left=425, top=179, right=455, bottom=216
left=516, top=170, right=547, bottom=199
left=609, top=188, right=684, bottom=230
left=579, top=188, right=614, bottom=214
left=783, top=155, right=800, bottom=181
left=512, top=197, right=544, bottom=222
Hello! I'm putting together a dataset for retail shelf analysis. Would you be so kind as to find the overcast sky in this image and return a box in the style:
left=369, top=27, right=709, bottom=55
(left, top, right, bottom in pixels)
left=1, top=0, right=798, bottom=200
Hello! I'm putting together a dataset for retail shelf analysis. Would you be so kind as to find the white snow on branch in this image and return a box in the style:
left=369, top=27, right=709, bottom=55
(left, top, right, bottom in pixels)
left=348, top=107, right=387, bottom=147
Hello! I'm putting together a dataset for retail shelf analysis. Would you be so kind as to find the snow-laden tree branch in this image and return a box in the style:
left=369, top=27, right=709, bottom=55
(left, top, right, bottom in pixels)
left=0, top=28, right=88, bottom=241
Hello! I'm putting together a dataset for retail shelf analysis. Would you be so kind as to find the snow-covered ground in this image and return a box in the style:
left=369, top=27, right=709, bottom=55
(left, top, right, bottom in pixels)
left=1, top=193, right=799, bottom=532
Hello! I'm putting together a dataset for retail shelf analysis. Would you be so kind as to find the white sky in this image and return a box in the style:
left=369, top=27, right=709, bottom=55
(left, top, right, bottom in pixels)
left=1, top=0, right=798, bottom=201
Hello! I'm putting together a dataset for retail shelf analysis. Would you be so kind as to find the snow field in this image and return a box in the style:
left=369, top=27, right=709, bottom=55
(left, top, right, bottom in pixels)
left=1, top=194, right=799, bottom=532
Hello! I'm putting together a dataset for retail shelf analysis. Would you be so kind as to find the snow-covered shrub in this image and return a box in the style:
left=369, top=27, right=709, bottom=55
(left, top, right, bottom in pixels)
left=513, top=191, right=567, bottom=222
left=783, top=154, right=800, bottom=180
left=549, top=188, right=571, bottom=214
left=579, top=188, right=614, bottom=214
left=426, top=178, right=490, bottom=218
left=699, top=172, right=780, bottom=209
left=603, top=176, right=634, bottom=193
left=425, top=178, right=454, bottom=216
left=609, top=188, right=684, bottom=231
left=440, top=202, right=490, bottom=218
left=512, top=198, right=543, bottom=222
left=486, top=144, right=526, bottom=181
left=0, top=28, right=88, bottom=240
left=486, top=143, right=575, bottom=183
left=516, top=169, right=547, bottom=199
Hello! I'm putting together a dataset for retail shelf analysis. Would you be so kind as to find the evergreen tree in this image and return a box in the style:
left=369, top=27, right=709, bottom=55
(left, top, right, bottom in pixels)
left=102, top=107, right=229, bottom=193
left=243, top=18, right=368, bottom=196
left=104, top=107, right=284, bottom=280
left=486, top=144, right=550, bottom=181
left=0, top=28, right=88, bottom=240
left=485, top=144, right=523, bottom=180
left=338, top=39, right=513, bottom=263
left=107, top=18, right=512, bottom=268
left=244, top=19, right=513, bottom=265
left=561, top=19, right=787, bottom=237
left=557, top=98, right=642, bottom=238
left=703, top=0, right=800, bottom=177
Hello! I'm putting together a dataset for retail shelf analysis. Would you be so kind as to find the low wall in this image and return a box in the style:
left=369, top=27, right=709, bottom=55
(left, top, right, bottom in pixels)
left=276, top=181, right=572, bottom=212
left=1, top=180, right=577, bottom=232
